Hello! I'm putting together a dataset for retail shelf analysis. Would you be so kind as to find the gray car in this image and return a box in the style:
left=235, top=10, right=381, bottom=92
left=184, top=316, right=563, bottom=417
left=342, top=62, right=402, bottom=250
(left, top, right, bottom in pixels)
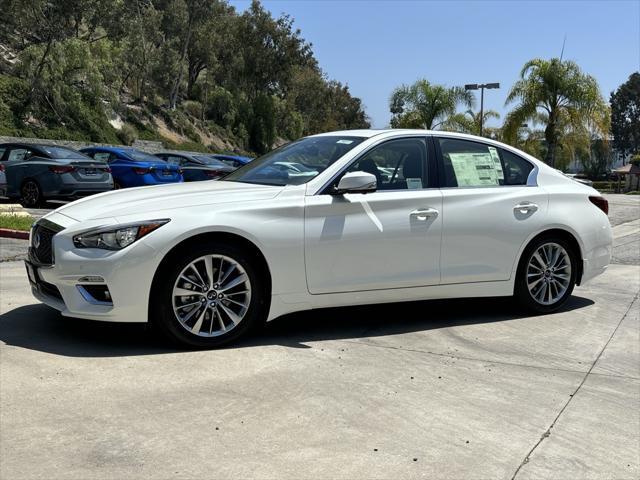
left=0, top=143, right=114, bottom=207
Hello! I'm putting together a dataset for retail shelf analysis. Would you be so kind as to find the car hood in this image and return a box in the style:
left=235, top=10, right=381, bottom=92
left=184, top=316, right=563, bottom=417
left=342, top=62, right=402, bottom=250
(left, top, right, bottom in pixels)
left=51, top=180, right=284, bottom=222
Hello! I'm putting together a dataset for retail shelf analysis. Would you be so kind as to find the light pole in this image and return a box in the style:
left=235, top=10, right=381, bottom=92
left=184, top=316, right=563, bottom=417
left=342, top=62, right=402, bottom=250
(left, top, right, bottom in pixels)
left=464, top=82, right=500, bottom=136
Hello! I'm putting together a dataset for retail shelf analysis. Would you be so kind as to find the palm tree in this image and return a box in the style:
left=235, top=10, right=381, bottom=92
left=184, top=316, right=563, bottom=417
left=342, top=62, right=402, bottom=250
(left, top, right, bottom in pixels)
left=389, top=79, right=474, bottom=130
left=447, top=109, right=500, bottom=136
left=503, top=58, right=607, bottom=167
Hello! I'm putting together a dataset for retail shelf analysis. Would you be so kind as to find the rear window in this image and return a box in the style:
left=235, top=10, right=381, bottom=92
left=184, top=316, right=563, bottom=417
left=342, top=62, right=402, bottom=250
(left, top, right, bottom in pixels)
left=125, top=149, right=166, bottom=162
left=194, top=156, right=228, bottom=167
left=40, top=146, right=89, bottom=160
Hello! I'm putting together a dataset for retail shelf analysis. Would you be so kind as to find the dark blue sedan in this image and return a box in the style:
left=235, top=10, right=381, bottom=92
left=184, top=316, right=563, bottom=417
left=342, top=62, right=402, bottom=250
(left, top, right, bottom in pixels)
left=154, top=151, right=235, bottom=182
left=80, top=146, right=183, bottom=189
left=210, top=154, right=253, bottom=168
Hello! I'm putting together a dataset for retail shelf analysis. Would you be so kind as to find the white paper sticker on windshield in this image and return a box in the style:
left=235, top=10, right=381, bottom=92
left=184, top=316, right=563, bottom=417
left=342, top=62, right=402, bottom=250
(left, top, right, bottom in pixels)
left=449, top=152, right=500, bottom=186
left=406, top=178, right=423, bottom=189
left=336, top=139, right=354, bottom=145
left=488, top=147, right=504, bottom=180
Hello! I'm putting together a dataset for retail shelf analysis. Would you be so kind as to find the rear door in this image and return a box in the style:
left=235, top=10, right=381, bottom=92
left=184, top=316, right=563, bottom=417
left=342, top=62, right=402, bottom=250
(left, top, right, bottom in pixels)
left=436, top=136, right=548, bottom=284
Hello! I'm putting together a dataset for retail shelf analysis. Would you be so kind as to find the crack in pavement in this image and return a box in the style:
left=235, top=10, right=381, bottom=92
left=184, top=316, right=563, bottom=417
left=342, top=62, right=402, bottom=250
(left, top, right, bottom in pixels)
left=510, top=291, right=640, bottom=480
left=338, top=337, right=640, bottom=381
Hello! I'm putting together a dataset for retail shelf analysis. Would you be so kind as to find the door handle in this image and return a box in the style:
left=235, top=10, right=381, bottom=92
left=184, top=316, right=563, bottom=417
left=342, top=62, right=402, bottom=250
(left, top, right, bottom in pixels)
left=410, top=208, right=439, bottom=221
left=514, top=202, right=539, bottom=214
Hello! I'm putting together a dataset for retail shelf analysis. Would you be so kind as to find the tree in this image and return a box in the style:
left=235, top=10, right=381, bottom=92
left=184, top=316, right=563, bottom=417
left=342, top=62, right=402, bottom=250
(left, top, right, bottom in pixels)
left=447, top=109, right=500, bottom=136
left=389, top=79, right=474, bottom=130
left=610, top=72, right=640, bottom=158
left=504, top=58, right=607, bottom=167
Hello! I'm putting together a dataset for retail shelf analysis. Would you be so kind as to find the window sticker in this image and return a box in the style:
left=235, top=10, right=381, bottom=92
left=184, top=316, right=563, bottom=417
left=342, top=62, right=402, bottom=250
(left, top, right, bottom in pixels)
left=406, top=178, right=423, bottom=189
left=449, top=152, right=500, bottom=186
left=336, top=139, right=354, bottom=145
left=488, top=147, right=504, bottom=180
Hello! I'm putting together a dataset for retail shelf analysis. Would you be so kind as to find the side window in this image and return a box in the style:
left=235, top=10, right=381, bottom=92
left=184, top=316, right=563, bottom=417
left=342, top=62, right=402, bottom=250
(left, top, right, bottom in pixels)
left=166, top=156, right=184, bottom=166
left=499, top=148, right=534, bottom=186
left=0, top=147, right=6, bottom=160
left=347, top=138, right=428, bottom=191
left=439, top=138, right=507, bottom=188
left=91, top=152, right=112, bottom=162
left=7, top=148, right=29, bottom=161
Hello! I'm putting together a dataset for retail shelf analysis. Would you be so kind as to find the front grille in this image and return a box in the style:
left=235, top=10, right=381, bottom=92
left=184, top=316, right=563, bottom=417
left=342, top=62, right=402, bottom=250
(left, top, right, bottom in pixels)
left=29, top=220, right=64, bottom=266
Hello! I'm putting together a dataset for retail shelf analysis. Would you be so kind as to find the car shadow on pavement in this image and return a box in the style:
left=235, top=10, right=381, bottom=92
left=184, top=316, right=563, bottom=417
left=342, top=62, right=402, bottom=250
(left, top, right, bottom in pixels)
left=0, top=295, right=594, bottom=357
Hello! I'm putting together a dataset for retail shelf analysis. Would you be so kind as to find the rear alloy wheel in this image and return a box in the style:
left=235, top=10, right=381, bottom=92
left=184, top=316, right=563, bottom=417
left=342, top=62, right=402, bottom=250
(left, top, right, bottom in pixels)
left=151, top=243, right=267, bottom=348
left=515, top=237, right=577, bottom=313
left=20, top=180, right=43, bottom=207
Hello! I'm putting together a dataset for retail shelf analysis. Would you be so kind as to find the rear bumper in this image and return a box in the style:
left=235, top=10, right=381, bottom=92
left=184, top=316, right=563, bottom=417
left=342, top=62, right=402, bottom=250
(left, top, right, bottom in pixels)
left=44, top=186, right=113, bottom=199
left=580, top=222, right=613, bottom=285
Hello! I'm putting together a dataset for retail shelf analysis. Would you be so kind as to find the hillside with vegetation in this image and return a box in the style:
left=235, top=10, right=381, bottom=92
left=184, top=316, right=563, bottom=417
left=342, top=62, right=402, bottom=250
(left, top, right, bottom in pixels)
left=0, top=0, right=369, bottom=155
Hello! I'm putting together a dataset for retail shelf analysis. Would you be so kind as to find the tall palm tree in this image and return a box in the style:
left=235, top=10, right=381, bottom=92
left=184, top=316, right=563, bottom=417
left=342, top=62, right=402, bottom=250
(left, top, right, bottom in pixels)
left=503, top=58, right=607, bottom=167
left=389, top=79, right=474, bottom=130
left=447, top=109, right=500, bottom=136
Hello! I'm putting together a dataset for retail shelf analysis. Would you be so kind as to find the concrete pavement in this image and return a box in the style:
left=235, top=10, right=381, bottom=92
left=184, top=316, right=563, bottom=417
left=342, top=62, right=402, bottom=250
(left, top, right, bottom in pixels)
left=0, top=193, right=638, bottom=479
left=0, top=264, right=638, bottom=479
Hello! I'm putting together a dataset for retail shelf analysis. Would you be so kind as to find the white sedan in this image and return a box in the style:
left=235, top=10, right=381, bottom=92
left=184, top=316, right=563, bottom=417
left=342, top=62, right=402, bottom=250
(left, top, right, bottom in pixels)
left=25, top=130, right=612, bottom=347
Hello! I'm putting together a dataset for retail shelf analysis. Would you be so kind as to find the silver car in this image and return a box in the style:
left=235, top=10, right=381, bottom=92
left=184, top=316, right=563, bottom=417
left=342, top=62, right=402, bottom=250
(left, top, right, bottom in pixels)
left=0, top=143, right=114, bottom=207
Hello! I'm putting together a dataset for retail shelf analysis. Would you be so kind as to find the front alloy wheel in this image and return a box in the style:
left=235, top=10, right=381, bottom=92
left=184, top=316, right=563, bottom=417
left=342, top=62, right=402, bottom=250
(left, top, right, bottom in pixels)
left=172, top=254, right=252, bottom=337
left=151, top=242, right=267, bottom=348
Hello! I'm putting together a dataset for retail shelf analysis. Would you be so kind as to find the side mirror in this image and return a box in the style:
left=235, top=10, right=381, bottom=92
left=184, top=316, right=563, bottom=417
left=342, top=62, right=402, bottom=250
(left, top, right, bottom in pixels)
left=334, top=171, right=377, bottom=194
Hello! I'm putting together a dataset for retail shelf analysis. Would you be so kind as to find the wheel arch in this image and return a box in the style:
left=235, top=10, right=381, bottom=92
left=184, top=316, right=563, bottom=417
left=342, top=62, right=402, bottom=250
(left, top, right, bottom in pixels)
left=513, top=227, right=584, bottom=289
left=148, top=231, right=273, bottom=319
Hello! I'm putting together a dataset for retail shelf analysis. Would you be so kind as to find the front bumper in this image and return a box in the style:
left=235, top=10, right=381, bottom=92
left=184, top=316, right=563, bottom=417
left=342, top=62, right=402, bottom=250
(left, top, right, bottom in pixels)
left=27, top=229, right=162, bottom=323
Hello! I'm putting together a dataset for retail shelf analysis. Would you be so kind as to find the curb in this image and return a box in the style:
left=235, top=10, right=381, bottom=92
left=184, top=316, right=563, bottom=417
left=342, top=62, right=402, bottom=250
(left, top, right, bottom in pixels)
left=0, top=228, right=29, bottom=240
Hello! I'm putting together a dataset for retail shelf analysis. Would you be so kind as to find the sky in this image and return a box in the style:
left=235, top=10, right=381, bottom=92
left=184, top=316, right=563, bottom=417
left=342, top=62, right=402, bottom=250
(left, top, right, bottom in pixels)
left=230, top=0, right=640, bottom=128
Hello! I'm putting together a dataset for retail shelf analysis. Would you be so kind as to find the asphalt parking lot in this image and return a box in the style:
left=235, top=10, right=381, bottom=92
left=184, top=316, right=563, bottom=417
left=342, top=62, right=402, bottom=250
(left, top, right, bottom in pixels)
left=0, top=195, right=638, bottom=479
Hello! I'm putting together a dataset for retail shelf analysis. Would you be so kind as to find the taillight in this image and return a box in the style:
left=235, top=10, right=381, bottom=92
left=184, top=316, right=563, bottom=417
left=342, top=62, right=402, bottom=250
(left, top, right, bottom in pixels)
left=589, top=196, right=609, bottom=215
left=0, top=164, right=5, bottom=172
left=49, top=165, right=75, bottom=174
left=103, top=167, right=111, bottom=173
left=204, top=171, right=222, bottom=178
left=132, top=167, right=151, bottom=175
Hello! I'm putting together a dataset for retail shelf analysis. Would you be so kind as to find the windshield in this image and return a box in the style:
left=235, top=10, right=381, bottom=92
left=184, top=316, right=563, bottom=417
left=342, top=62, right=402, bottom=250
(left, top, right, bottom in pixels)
left=41, top=146, right=90, bottom=160
left=194, top=155, right=228, bottom=167
left=125, top=149, right=167, bottom=163
left=223, top=136, right=365, bottom=186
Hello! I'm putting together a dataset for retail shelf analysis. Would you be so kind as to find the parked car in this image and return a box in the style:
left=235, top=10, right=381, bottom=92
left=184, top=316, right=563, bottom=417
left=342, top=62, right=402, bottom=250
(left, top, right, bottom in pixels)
left=0, top=143, right=113, bottom=207
left=154, top=151, right=234, bottom=182
left=0, top=163, right=7, bottom=197
left=210, top=154, right=253, bottom=168
left=80, top=146, right=182, bottom=189
left=25, top=130, right=612, bottom=348
left=564, top=173, right=594, bottom=187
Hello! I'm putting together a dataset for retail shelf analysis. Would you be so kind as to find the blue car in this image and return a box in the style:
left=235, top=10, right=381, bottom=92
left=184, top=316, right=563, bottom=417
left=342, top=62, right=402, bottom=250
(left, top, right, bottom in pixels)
left=80, top=146, right=183, bottom=189
left=210, top=154, right=253, bottom=168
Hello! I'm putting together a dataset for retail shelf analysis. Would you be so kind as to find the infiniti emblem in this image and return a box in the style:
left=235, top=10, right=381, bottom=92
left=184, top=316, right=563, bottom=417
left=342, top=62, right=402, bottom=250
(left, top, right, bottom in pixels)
left=33, top=232, right=41, bottom=249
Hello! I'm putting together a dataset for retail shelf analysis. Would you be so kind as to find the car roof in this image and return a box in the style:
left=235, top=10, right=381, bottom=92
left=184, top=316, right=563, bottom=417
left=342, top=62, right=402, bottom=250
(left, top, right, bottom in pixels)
left=0, top=142, right=63, bottom=150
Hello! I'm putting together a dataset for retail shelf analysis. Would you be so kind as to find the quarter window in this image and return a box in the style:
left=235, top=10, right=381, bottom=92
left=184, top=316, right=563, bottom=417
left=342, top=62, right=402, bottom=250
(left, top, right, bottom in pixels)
left=499, top=148, right=534, bottom=185
left=7, top=148, right=30, bottom=161
left=346, top=138, right=428, bottom=191
left=439, top=138, right=532, bottom=187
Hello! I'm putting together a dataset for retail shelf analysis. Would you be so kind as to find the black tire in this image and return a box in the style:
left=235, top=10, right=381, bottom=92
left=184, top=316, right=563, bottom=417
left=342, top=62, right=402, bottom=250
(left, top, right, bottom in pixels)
left=514, top=234, right=578, bottom=314
left=150, top=241, right=268, bottom=348
left=113, top=181, right=122, bottom=190
left=20, top=179, right=43, bottom=207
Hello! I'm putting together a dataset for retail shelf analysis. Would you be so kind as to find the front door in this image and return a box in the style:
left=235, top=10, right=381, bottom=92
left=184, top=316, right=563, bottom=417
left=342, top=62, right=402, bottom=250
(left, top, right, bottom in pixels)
left=304, top=136, right=442, bottom=294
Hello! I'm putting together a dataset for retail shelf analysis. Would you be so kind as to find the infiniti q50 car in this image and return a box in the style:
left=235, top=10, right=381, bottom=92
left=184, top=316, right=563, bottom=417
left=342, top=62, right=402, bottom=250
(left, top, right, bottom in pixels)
left=25, top=130, right=612, bottom=348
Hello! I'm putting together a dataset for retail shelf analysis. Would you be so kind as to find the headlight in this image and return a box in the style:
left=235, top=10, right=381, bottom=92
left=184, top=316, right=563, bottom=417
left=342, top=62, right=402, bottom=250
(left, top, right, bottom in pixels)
left=73, top=219, right=170, bottom=250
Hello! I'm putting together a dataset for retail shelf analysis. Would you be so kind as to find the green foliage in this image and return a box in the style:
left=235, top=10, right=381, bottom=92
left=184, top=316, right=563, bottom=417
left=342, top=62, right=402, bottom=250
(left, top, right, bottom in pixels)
left=0, top=214, right=34, bottom=232
left=0, top=0, right=369, bottom=154
left=610, top=72, right=640, bottom=157
left=503, top=58, right=608, bottom=167
left=389, top=79, right=474, bottom=130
